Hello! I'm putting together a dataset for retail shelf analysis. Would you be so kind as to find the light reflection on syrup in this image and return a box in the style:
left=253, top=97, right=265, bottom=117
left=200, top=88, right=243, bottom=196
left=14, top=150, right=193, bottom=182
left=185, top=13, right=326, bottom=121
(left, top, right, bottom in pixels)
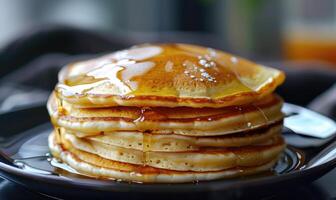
left=56, top=44, right=282, bottom=101
left=13, top=153, right=55, bottom=176
left=251, top=103, right=271, bottom=130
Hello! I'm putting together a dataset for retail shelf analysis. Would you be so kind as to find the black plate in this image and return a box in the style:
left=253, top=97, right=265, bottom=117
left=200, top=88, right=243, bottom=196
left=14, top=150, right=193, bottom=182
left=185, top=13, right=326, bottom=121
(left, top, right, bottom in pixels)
left=0, top=105, right=335, bottom=199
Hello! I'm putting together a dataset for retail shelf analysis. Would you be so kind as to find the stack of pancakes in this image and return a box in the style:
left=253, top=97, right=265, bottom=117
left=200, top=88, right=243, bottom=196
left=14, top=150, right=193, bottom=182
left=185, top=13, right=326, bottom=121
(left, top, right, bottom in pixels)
left=48, top=43, right=286, bottom=183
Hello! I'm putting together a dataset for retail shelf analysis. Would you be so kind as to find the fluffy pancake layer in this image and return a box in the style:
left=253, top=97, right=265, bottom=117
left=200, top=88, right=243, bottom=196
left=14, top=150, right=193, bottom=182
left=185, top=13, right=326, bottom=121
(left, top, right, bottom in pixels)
left=60, top=132, right=284, bottom=172
left=48, top=93, right=284, bottom=136
left=55, top=43, right=285, bottom=108
left=49, top=133, right=281, bottom=183
left=65, top=123, right=282, bottom=151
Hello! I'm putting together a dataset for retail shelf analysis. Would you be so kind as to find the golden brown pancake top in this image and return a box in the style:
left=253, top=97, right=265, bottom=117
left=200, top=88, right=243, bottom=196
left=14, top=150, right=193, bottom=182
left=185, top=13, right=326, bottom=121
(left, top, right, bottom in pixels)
left=55, top=43, right=285, bottom=108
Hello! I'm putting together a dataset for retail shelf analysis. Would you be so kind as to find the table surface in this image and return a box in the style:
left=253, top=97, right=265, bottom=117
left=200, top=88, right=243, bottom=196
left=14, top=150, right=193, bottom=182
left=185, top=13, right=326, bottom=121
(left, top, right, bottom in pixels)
left=0, top=168, right=335, bottom=200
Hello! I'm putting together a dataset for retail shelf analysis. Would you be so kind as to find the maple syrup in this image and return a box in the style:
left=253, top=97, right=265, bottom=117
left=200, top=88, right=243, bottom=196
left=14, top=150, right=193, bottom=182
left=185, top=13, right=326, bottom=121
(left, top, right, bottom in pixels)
left=55, top=44, right=281, bottom=104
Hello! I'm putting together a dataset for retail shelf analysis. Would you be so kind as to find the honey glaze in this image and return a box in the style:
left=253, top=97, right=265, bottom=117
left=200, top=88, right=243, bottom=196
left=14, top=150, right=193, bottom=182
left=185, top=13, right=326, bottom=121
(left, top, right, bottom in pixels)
left=56, top=43, right=284, bottom=100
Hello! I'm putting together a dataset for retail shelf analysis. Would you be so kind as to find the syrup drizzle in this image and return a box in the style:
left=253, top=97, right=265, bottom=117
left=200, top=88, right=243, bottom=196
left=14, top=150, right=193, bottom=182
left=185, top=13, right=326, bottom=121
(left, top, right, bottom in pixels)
left=253, top=103, right=270, bottom=124
left=56, top=44, right=281, bottom=100
left=133, top=107, right=154, bottom=169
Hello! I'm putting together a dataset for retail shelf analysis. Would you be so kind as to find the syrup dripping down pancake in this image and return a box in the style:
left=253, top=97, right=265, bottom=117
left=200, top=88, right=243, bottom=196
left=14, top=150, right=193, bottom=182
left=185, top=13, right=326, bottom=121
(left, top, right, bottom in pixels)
left=55, top=43, right=285, bottom=108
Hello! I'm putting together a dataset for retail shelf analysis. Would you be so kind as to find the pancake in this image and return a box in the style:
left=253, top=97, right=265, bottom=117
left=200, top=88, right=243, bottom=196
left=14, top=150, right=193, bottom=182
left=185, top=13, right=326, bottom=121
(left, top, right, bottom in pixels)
left=47, top=43, right=287, bottom=183
left=49, top=133, right=280, bottom=183
left=55, top=43, right=285, bottom=108
left=60, top=131, right=284, bottom=172
left=65, top=123, right=282, bottom=151
left=48, top=93, right=284, bottom=136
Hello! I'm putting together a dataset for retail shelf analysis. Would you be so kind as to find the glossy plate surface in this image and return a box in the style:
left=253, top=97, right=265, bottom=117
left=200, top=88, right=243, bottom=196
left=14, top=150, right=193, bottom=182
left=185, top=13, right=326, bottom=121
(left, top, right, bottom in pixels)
left=0, top=104, right=335, bottom=199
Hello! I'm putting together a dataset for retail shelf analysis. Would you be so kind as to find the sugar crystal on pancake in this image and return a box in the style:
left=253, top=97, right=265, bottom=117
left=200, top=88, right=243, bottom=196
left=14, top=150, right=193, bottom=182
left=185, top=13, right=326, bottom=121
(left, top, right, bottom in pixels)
left=56, top=43, right=284, bottom=108
left=48, top=43, right=286, bottom=183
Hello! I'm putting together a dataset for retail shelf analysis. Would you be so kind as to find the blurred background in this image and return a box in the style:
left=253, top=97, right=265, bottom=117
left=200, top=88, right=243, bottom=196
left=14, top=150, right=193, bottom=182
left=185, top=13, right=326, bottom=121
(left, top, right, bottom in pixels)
left=1, top=0, right=336, bottom=64
left=0, top=1, right=335, bottom=199
left=0, top=0, right=335, bottom=114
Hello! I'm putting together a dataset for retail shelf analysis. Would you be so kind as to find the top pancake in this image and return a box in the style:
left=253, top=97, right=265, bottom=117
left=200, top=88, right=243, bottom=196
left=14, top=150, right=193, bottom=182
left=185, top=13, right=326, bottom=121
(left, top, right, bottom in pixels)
left=55, top=43, right=285, bottom=108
